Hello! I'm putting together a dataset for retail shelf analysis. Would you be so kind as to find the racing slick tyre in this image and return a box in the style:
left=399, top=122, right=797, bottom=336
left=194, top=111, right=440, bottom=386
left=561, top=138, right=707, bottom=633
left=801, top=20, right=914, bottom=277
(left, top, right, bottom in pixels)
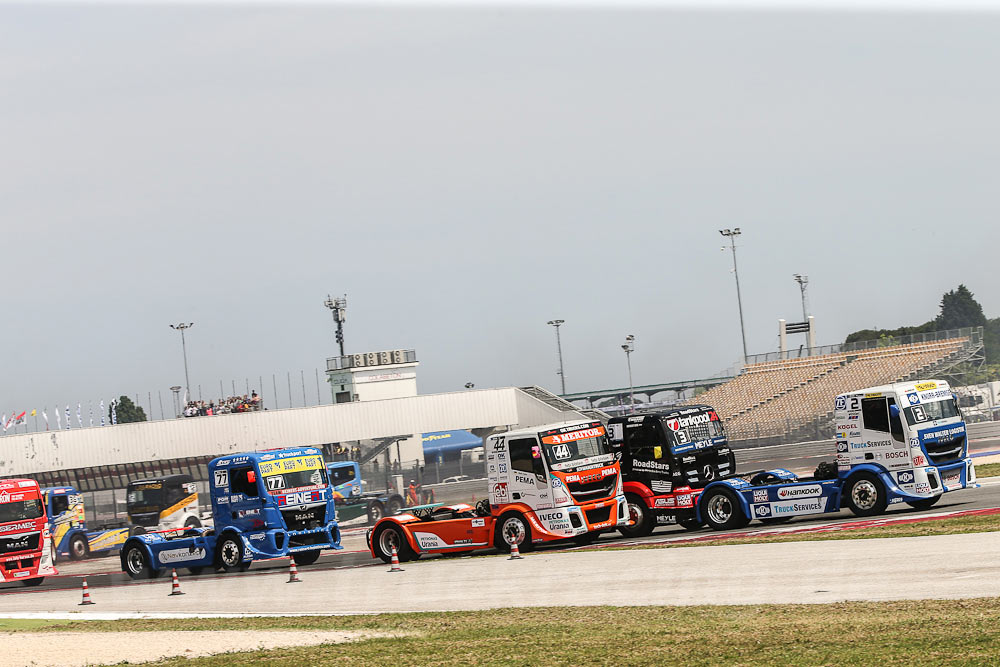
left=123, top=544, right=159, bottom=580
left=367, top=501, right=385, bottom=525
left=373, top=524, right=415, bottom=564
left=69, top=534, right=89, bottom=561
left=701, top=488, right=751, bottom=531
left=679, top=517, right=703, bottom=531
left=292, top=550, right=321, bottom=566
left=906, top=495, right=942, bottom=511
left=494, top=512, right=532, bottom=553
left=619, top=494, right=654, bottom=538
left=216, top=535, right=248, bottom=573
left=845, top=472, right=888, bottom=518
left=22, top=578, right=44, bottom=587
left=184, top=517, right=202, bottom=529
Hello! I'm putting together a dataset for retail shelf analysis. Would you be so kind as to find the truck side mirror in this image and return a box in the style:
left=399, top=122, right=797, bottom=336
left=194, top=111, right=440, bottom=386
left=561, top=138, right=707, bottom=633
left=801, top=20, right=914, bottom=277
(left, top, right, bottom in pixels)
left=653, top=446, right=662, bottom=460
left=247, top=471, right=256, bottom=485
left=889, top=405, right=900, bottom=418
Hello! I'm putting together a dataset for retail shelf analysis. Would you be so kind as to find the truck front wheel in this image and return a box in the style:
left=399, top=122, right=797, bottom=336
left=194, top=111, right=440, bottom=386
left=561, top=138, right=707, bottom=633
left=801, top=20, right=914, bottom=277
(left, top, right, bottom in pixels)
left=123, top=544, right=158, bottom=580
left=386, top=495, right=404, bottom=515
left=845, top=472, right=888, bottom=517
left=702, top=488, right=750, bottom=531
left=494, top=512, right=532, bottom=553
left=22, top=578, right=44, bottom=587
left=69, top=534, right=89, bottom=560
left=367, top=501, right=385, bottom=525
left=619, top=494, right=654, bottom=538
left=216, top=536, right=249, bottom=572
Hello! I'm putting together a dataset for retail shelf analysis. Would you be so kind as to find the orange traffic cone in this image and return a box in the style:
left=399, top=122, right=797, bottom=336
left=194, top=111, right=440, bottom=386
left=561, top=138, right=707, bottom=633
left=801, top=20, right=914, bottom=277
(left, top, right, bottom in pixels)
left=388, top=546, right=403, bottom=572
left=78, top=578, right=95, bottom=605
left=168, top=568, right=185, bottom=596
left=508, top=541, right=523, bottom=560
left=287, top=558, right=301, bottom=583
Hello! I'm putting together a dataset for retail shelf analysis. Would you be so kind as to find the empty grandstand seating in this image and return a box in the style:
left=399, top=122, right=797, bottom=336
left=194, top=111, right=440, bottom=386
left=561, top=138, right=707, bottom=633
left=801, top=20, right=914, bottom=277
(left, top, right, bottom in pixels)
left=686, top=331, right=980, bottom=445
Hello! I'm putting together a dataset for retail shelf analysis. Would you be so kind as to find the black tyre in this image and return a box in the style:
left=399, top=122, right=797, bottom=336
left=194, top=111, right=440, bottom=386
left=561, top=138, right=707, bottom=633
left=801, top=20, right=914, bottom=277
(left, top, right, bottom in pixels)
left=386, top=496, right=404, bottom=515
left=701, top=488, right=751, bottom=531
left=22, top=578, right=44, bottom=587
left=679, top=516, right=703, bottom=531
left=129, top=525, right=147, bottom=537
left=367, top=501, right=385, bottom=525
left=69, top=534, right=89, bottom=561
left=573, top=532, right=598, bottom=546
left=184, top=516, right=202, bottom=529
left=372, top=524, right=415, bottom=563
left=215, top=535, right=247, bottom=572
left=292, top=550, right=321, bottom=566
left=906, top=495, right=941, bottom=511
left=845, top=472, right=888, bottom=517
left=619, top=494, right=654, bottom=538
left=123, top=544, right=157, bottom=580
left=494, top=512, right=532, bottom=553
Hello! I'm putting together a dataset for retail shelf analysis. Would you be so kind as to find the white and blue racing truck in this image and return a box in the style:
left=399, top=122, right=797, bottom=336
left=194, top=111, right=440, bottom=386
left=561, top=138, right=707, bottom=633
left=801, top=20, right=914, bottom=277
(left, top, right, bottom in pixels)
left=696, top=379, right=976, bottom=530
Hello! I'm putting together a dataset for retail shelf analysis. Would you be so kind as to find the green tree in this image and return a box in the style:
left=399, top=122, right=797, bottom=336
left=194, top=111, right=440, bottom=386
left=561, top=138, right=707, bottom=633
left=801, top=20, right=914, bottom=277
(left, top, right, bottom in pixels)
left=111, top=395, right=146, bottom=424
left=935, top=284, right=987, bottom=330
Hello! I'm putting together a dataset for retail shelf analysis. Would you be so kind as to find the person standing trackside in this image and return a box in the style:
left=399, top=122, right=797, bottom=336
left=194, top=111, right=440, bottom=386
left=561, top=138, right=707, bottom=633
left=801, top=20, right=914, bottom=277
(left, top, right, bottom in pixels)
left=407, top=479, right=418, bottom=506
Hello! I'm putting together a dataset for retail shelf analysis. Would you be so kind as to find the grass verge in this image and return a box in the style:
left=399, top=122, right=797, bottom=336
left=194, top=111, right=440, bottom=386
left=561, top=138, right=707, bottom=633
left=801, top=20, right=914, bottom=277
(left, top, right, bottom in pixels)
left=975, top=462, right=1000, bottom=478
left=20, top=599, right=1000, bottom=665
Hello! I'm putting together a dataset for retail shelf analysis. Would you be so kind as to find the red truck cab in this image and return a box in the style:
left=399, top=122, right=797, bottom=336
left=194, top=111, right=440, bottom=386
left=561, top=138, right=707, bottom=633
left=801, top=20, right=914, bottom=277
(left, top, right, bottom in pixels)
left=0, top=478, right=57, bottom=586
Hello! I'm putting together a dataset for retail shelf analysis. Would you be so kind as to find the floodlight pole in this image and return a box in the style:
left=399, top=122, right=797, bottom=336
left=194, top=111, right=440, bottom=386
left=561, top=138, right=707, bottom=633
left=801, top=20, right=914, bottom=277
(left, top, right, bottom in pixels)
left=793, top=274, right=809, bottom=321
left=547, top=319, right=567, bottom=394
left=622, top=335, right=635, bottom=413
left=324, top=294, right=347, bottom=357
left=169, top=323, right=194, bottom=403
left=720, top=228, right=748, bottom=362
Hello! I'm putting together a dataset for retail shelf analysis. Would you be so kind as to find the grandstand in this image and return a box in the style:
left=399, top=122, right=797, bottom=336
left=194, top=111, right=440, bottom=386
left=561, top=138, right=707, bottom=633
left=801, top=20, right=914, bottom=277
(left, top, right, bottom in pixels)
left=687, top=327, right=985, bottom=445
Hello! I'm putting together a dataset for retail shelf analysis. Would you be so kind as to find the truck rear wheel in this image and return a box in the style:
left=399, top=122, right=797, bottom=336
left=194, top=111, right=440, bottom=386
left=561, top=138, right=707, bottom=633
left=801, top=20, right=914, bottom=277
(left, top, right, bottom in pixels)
left=702, top=488, right=750, bottom=531
left=386, top=496, right=404, bottom=515
left=123, top=544, right=158, bottom=580
left=184, top=517, right=202, bottom=529
left=292, top=550, right=321, bottom=566
left=69, top=534, right=89, bottom=560
left=494, top=512, right=532, bottom=553
left=845, top=472, right=888, bottom=517
left=906, top=495, right=941, bottom=511
left=373, top=524, right=415, bottom=563
left=619, top=494, right=654, bottom=538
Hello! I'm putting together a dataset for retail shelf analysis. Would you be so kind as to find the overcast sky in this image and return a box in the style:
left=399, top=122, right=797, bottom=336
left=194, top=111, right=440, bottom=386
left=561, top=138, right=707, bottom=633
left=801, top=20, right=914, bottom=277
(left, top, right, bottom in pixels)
left=1, top=2, right=998, bottom=419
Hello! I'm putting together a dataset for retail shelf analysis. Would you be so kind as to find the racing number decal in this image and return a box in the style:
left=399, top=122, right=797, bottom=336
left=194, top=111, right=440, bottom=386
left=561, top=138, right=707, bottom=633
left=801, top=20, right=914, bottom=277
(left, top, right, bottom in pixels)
left=849, top=396, right=860, bottom=411
left=553, top=444, right=571, bottom=460
left=214, top=470, right=229, bottom=487
left=266, top=476, right=286, bottom=491
left=912, top=405, right=927, bottom=423
left=675, top=430, right=689, bottom=445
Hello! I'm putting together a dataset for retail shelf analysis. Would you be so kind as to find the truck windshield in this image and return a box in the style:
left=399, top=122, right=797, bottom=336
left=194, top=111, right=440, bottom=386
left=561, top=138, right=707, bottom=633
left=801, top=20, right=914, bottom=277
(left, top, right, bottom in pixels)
left=541, top=427, right=614, bottom=472
left=904, top=398, right=961, bottom=426
left=0, top=498, right=44, bottom=523
left=662, top=411, right=725, bottom=451
left=127, top=484, right=164, bottom=512
left=260, top=455, right=327, bottom=494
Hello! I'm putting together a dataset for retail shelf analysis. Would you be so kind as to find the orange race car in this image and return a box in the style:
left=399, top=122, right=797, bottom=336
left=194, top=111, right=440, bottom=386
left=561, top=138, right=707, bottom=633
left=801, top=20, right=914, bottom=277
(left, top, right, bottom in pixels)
left=366, top=501, right=496, bottom=562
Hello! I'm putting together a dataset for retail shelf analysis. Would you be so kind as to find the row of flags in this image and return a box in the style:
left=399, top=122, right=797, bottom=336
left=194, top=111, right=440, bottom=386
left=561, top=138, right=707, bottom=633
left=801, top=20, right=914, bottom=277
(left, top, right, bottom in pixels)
left=2, top=400, right=119, bottom=434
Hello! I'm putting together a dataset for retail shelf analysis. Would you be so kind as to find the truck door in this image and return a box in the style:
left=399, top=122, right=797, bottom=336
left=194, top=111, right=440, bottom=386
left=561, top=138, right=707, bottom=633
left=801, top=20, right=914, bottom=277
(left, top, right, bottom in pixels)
left=624, top=418, right=673, bottom=493
left=861, top=396, right=910, bottom=470
left=225, top=466, right=264, bottom=531
left=508, top=437, right=550, bottom=510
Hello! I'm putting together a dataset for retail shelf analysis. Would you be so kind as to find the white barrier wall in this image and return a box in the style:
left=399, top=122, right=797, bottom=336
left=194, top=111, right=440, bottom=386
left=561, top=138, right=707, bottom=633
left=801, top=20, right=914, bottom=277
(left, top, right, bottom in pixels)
left=0, top=387, right=586, bottom=477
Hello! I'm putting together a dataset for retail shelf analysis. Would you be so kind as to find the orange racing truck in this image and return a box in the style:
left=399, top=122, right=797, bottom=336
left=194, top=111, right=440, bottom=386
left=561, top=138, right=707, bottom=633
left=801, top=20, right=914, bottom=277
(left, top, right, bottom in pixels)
left=366, top=420, right=627, bottom=561
left=0, top=478, right=57, bottom=586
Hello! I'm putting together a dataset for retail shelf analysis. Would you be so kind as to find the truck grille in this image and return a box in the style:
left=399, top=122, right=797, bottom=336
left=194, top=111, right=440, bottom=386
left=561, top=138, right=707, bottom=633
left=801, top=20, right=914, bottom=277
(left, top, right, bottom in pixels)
left=280, top=506, right=326, bottom=532
left=567, top=474, right=617, bottom=503
left=584, top=506, right=611, bottom=525
left=679, top=450, right=734, bottom=489
left=288, top=531, right=329, bottom=548
left=0, top=532, right=39, bottom=555
left=925, top=435, right=966, bottom=466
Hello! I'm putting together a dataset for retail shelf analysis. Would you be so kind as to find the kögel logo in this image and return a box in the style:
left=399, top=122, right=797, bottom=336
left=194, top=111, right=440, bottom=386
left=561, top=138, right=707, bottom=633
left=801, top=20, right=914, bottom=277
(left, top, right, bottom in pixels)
left=666, top=412, right=715, bottom=432
left=776, top=484, right=822, bottom=500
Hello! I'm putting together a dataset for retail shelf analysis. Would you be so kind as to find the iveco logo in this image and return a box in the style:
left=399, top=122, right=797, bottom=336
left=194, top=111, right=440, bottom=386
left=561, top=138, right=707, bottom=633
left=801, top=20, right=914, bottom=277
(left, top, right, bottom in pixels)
left=702, top=466, right=715, bottom=481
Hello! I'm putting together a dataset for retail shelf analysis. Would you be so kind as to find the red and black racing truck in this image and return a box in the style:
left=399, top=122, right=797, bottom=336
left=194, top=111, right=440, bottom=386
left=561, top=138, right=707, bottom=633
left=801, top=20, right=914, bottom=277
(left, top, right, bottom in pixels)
left=608, top=405, right=734, bottom=536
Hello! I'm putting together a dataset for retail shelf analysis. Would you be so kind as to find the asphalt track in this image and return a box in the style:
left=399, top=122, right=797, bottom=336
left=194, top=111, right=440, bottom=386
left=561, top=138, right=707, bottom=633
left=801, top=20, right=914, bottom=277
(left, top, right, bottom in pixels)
left=3, top=440, right=999, bottom=607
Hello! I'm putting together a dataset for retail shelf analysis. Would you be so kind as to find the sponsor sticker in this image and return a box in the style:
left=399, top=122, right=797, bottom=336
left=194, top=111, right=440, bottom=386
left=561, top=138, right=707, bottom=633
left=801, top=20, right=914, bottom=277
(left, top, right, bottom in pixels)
left=776, top=484, right=822, bottom=500
left=896, top=470, right=915, bottom=485
left=753, top=490, right=769, bottom=503
left=493, top=482, right=509, bottom=501
left=542, top=427, right=605, bottom=445
left=157, top=547, right=206, bottom=564
left=914, top=381, right=937, bottom=392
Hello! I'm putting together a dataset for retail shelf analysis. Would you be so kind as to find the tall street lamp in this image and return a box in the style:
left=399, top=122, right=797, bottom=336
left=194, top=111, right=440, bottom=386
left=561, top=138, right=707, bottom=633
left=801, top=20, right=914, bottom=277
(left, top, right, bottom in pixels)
left=622, top=334, right=635, bottom=413
left=324, top=294, right=347, bottom=357
left=547, top=319, right=567, bottom=394
left=169, top=323, right=194, bottom=403
left=170, top=385, right=182, bottom=418
left=793, top=274, right=809, bottom=321
left=719, top=228, right=748, bottom=362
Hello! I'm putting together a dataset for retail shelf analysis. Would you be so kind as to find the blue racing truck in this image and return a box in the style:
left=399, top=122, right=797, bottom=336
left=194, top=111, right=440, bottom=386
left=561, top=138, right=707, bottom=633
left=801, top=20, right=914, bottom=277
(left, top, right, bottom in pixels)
left=119, top=447, right=342, bottom=579
left=695, top=380, right=977, bottom=530
left=327, top=461, right=405, bottom=525
left=43, top=486, right=133, bottom=560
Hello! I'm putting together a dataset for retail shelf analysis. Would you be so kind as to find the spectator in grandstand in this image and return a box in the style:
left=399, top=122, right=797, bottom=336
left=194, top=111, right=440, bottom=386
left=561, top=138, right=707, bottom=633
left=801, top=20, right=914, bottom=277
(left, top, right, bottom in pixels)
left=181, top=393, right=263, bottom=418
